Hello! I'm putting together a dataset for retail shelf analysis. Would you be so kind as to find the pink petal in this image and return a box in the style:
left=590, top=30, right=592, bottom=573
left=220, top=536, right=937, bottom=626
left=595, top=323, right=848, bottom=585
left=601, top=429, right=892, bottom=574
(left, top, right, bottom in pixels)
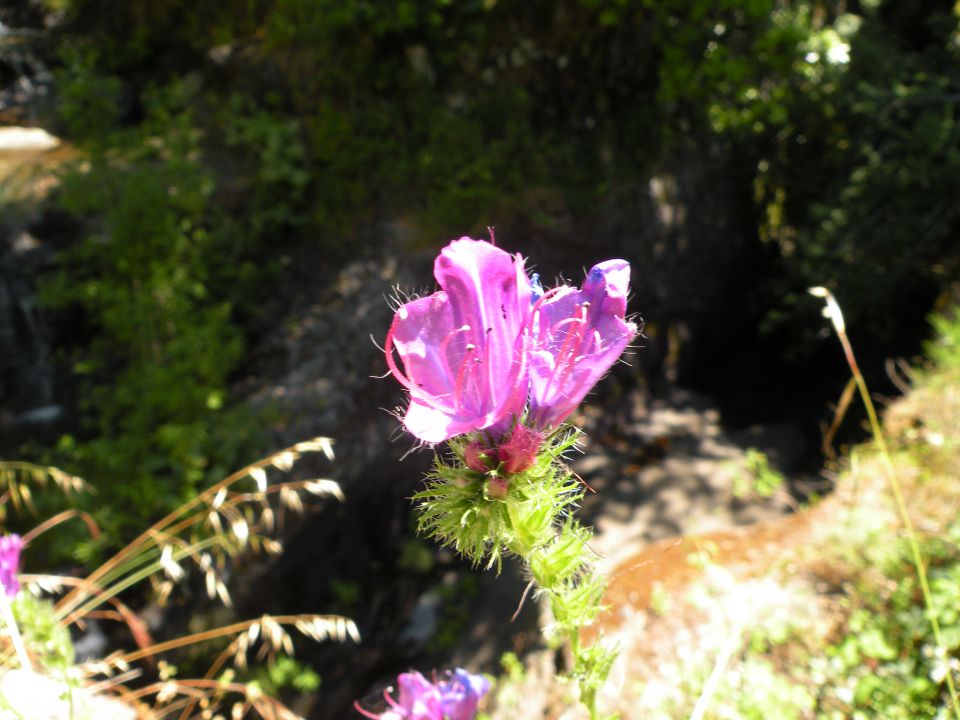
left=403, top=400, right=486, bottom=445
left=385, top=237, right=533, bottom=442
left=528, top=260, right=637, bottom=428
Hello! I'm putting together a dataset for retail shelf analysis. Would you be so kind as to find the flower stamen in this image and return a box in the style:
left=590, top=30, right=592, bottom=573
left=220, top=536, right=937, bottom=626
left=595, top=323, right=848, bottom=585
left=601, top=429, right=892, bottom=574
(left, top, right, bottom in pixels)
left=454, top=343, right=478, bottom=414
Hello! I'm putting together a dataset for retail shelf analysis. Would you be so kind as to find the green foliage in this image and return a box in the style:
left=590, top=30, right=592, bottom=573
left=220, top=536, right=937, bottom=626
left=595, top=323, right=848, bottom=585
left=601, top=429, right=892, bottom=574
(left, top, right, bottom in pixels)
left=749, top=2, right=960, bottom=353
left=220, top=95, right=311, bottom=238
left=55, top=47, right=122, bottom=145
left=249, top=656, right=322, bottom=696
left=821, top=521, right=960, bottom=719
left=40, top=75, right=264, bottom=544
left=12, top=593, right=75, bottom=673
left=927, top=307, right=960, bottom=373
left=733, top=448, right=785, bottom=500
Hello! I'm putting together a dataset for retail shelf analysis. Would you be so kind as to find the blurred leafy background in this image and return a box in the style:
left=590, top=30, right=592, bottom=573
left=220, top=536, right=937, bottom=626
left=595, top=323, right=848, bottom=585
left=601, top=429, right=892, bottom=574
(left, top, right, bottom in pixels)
left=28, top=0, right=957, bottom=524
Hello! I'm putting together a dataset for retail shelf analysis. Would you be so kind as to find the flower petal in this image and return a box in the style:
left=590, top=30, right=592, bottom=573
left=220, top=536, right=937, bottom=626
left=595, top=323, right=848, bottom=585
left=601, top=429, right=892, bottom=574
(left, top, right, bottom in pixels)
left=387, top=293, right=457, bottom=402
left=403, top=400, right=487, bottom=445
left=386, top=237, right=533, bottom=442
left=529, top=260, right=636, bottom=427
left=434, top=237, right=532, bottom=421
left=396, top=671, right=443, bottom=719
left=0, top=534, right=23, bottom=599
left=439, top=668, right=491, bottom=720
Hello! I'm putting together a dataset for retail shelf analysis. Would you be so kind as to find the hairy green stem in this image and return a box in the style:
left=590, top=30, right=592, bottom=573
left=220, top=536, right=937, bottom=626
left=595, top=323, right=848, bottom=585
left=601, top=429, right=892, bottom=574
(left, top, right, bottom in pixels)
left=415, top=432, right=616, bottom=719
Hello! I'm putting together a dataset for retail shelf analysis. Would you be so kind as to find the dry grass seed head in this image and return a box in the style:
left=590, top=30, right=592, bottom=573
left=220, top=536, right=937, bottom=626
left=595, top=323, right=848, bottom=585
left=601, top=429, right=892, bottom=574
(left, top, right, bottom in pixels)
left=49, top=466, right=88, bottom=495
left=160, top=545, right=186, bottom=581
left=230, top=517, right=249, bottom=548
left=212, top=488, right=228, bottom=509
left=248, top=467, right=268, bottom=493
left=295, top=616, right=361, bottom=644
left=292, top=436, right=335, bottom=460
left=303, top=479, right=344, bottom=501
left=25, top=574, right=66, bottom=594
left=157, top=681, right=179, bottom=704
left=270, top=452, right=297, bottom=472
left=207, top=509, right=224, bottom=534
left=233, top=634, right=250, bottom=670
left=279, top=487, right=303, bottom=514
left=260, top=506, right=275, bottom=533
left=260, top=616, right=293, bottom=656
left=262, top=538, right=282, bottom=556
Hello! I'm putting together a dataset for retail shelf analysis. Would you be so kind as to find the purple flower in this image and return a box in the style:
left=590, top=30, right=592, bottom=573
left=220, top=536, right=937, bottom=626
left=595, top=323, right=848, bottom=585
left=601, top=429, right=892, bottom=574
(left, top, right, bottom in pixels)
left=439, top=669, right=491, bottom=720
left=386, top=238, right=532, bottom=443
left=527, top=260, right=637, bottom=428
left=355, top=668, right=491, bottom=720
left=0, top=534, right=23, bottom=599
left=385, top=237, right=636, bottom=442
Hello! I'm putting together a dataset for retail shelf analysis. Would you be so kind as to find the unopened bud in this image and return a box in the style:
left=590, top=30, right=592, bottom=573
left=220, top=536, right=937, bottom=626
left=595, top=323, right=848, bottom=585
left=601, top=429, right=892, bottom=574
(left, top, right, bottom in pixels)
left=464, top=441, right=493, bottom=473
left=498, top=425, right=544, bottom=474
left=486, top=476, right=509, bottom=499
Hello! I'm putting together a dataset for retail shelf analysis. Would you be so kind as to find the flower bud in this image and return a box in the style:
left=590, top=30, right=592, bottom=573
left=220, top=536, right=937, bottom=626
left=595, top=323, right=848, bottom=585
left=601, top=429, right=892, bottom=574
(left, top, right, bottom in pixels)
left=464, top=441, right=493, bottom=473
left=486, top=476, right=509, bottom=499
left=497, top=425, right=544, bottom=474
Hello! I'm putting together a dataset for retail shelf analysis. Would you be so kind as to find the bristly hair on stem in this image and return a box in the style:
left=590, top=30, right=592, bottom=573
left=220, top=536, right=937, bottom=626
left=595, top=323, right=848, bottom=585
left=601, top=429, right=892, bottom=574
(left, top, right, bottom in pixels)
left=413, top=429, right=582, bottom=572
left=413, top=426, right=620, bottom=719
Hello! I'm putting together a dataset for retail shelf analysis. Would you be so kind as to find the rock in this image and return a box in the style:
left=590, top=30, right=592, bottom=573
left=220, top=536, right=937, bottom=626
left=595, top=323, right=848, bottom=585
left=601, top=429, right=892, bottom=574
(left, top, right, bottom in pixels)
left=0, top=669, right=137, bottom=720
left=575, top=385, right=796, bottom=570
left=0, top=126, right=59, bottom=152
left=398, top=590, right=442, bottom=652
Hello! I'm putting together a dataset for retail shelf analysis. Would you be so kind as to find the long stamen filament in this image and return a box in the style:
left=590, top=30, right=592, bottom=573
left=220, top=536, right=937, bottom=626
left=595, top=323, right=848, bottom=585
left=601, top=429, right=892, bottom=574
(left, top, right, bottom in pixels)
left=384, top=319, right=473, bottom=413
left=454, top=343, right=477, bottom=414
left=543, top=303, right=589, bottom=399
left=439, top=324, right=472, bottom=381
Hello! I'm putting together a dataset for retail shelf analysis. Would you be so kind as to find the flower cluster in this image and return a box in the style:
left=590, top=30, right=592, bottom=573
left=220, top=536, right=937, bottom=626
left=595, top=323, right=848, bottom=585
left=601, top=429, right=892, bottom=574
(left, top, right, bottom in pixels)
left=385, top=237, right=636, bottom=445
left=0, top=534, right=23, bottom=599
left=355, top=668, right=490, bottom=720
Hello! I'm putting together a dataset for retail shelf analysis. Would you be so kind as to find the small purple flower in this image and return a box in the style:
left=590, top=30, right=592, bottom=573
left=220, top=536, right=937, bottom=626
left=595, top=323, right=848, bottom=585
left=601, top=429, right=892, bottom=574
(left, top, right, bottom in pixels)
left=385, top=238, right=532, bottom=443
left=439, top=669, right=491, bottom=720
left=0, top=534, right=24, bottom=599
left=527, top=260, right=637, bottom=428
left=355, top=668, right=491, bottom=720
